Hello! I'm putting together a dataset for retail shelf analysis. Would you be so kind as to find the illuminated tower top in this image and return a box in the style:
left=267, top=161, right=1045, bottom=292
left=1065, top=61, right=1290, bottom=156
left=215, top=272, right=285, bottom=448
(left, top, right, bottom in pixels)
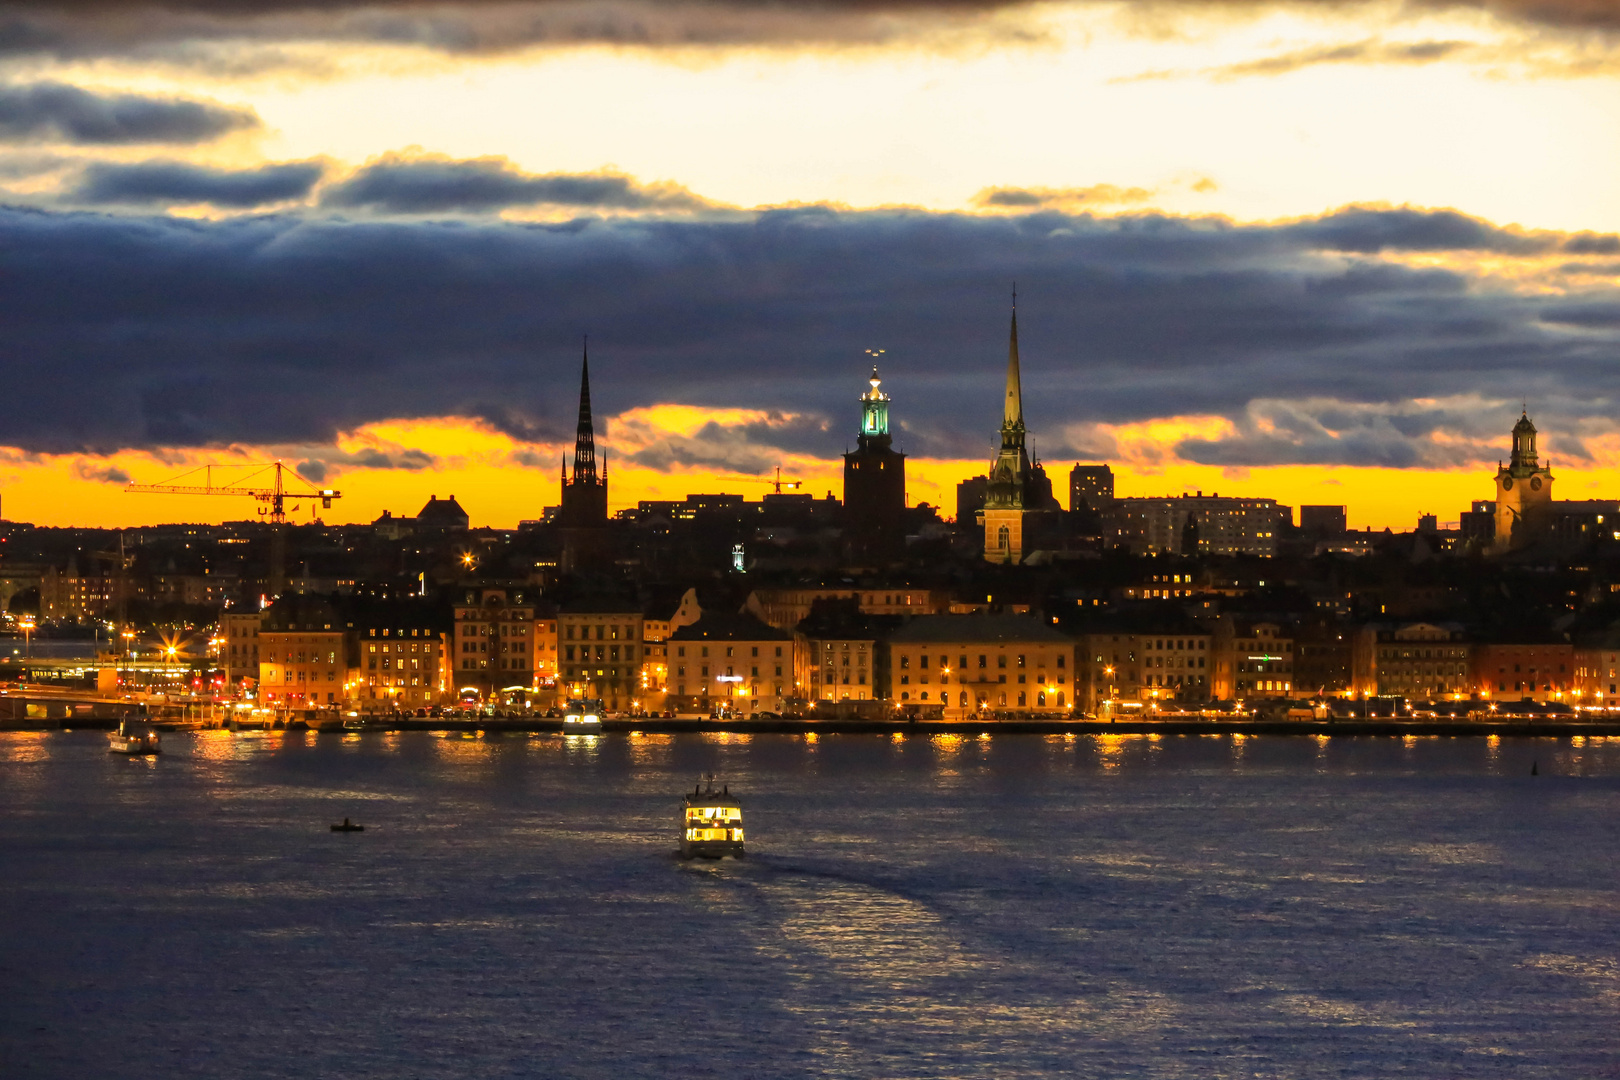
left=860, top=367, right=890, bottom=439
left=1509, top=411, right=1538, bottom=475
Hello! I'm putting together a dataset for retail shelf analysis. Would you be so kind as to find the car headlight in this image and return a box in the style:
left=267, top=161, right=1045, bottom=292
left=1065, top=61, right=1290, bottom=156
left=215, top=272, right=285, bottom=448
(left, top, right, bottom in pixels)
left=584, top=714, right=599, bottom=723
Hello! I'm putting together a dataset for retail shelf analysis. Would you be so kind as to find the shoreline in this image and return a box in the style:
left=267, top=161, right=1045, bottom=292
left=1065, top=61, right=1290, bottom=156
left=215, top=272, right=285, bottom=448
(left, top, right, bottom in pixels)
left=13, top=717, right=1620, bottom=738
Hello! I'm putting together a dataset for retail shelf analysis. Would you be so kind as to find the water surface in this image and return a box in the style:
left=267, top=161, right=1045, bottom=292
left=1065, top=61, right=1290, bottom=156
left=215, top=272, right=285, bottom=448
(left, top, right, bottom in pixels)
left=3, top=730, right=1617, bottom=1078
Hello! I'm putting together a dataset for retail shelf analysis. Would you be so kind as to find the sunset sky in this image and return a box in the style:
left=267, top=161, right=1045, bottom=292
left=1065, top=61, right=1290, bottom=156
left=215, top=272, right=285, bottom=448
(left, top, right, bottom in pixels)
left=6, top=0, right=1620, bottom=530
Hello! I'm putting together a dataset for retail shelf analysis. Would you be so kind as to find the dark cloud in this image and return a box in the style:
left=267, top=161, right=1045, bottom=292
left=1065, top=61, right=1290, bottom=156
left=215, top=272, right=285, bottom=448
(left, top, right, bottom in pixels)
left=0, top=81, right=256, bottom=144
left=72, top=159, right=324, bottom=207
left=1540, top=301, right=1620, bottom=328
left=0, top=0, right=1615, bottom=64
left=2, top=201, right=1618, bottom=475
left=619, top=412, right=835, bottom=474
left=73, top=462, right=132, bottom=483
left=320, top=155, right=710, bottom=215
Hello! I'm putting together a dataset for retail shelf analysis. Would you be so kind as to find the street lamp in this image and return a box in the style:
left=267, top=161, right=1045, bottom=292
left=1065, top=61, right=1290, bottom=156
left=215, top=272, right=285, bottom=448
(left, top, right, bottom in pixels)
left=19, top=616, right=33, bottom=659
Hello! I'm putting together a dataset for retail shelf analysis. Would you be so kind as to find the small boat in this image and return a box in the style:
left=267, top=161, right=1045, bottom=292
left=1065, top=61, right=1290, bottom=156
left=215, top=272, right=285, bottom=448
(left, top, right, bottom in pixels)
left=331, top=818, right=365, bottom=832
left=107, top=719, right=161, bottom=755
left=679, top=777, right=745, bottom=859
left=563, top=698, right=604, bottom=733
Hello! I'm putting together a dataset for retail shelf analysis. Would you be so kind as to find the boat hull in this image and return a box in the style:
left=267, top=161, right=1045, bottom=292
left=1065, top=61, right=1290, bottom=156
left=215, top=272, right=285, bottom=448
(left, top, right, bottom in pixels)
left=107, top=735, right=160, bottom=755
left=679, top=841, right=745, bottom=860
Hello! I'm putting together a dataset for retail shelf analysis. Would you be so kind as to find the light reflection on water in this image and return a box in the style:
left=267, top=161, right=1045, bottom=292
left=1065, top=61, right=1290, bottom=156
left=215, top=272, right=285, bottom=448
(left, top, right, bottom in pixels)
left=2, top=730, right=1619, bottom=1079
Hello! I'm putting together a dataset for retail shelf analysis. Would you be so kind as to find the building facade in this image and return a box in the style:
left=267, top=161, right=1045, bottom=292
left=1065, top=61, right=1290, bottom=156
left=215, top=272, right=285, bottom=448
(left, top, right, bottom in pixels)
left=887, top=614, right=1074, bottom=717
left=557, top=602, right=646, bottom=713
left=1470, top=641, right=1575, bottom=702
left=221, top=610, right=262, bottom=689
left=1104, top=496, right=1289, bottom=557
left=1351, top=623, right=1471, bottom=700
left=452, top=585, right=538, bottom=702
left=1069, top=464, right=1115, bottom=512
left=1077, top=627, right=1213, bottom=712
left=354, top=602, right=449, bottom=710
left=258, top=595, right=345, bottom=707
left=666, top=612, right=798, bottom=716
left=1211, top=620, right=1295, bottom=700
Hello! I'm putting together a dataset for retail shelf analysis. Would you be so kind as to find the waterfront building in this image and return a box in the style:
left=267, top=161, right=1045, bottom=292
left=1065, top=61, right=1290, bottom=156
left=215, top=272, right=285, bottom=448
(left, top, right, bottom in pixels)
left=982, top=302, right=1059, bottom=563
left=557, top=600, right=646, bottom=714
left=842, top=367, right=907, bottom=563
left=1573, top=628, right=1620, bottom=703
left=221, top=611, right=261, bottom=689
left=1469, top=640, right=1574, bottom=702
left=1350, top=623, right=1470, bottom=700
left=1069, top=464, right=1115, bottom=512
left=352, top=598, right=451, bottom=709
left=1211, top=619, right=1294, bottom=700
left=797, top=596, right=894, bottom=708
left=258, top=594, right=346, bottom=707
left=1075, top=620, right=1212, bottom=712
left=452, top=584, right=537, bottom=703
left=886, top=613, right=1073, bottom=717
left=1293, top=617, right=1354, bottom=696
left=666, top=611, right=798, bottom=716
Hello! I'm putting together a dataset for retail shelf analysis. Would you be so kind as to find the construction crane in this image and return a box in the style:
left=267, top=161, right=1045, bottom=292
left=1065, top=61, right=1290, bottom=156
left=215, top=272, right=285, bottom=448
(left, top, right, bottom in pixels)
left=126, top=462, right=340, bottom=598
left=726, top=465, right=804, bottom=494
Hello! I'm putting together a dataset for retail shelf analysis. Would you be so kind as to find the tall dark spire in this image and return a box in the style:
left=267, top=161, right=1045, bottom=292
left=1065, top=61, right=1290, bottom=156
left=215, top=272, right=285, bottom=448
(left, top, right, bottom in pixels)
left=572, top=338, right=597, bottom=486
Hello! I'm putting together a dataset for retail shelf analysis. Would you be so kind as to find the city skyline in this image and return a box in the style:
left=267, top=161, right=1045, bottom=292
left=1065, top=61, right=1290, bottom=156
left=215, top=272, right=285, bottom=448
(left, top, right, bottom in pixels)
left=0, top=352, right=1604, bottom=534
left=6, top=1, right=1620, bottom=529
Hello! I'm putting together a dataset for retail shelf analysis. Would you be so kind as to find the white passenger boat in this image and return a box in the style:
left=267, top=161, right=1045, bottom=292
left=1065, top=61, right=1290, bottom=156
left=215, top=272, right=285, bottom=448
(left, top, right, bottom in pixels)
left=563, top=698, right=603, bottom=732
left=679, top=778, right=744, bottom=859
left=107, top=719, right=161, bottom=755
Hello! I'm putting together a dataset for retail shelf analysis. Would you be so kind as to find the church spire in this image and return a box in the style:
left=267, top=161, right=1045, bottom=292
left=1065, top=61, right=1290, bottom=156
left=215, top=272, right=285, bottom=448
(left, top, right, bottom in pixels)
left=1004, top=289, right=1023, bottom=428
left=572, top=338, right=597, bottom=486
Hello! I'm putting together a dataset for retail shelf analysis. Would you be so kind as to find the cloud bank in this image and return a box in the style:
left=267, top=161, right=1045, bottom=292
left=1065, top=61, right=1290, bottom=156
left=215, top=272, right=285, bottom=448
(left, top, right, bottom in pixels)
left=0, top=82, right=257, bottom=144
left=321, top=154, right=711, bottom=214
left=1, top=201, right=1617, bottom=475
left=73, top=159, right=322, bottom=206
left=3, top=0, right=1620, bottom=63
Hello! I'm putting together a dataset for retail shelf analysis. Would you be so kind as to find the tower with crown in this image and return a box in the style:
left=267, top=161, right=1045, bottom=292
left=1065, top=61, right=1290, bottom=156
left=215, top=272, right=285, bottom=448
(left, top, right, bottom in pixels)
left=1491, top=411, right=1553, bottom=552
left=842, top=366, right=906, bottom=562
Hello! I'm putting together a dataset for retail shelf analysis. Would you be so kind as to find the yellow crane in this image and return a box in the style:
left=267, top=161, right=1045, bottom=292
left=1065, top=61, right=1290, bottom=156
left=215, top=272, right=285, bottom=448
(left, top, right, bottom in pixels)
left=727, top=465, right=804, bottom=494
left=126, top=462, right=340, bottom=597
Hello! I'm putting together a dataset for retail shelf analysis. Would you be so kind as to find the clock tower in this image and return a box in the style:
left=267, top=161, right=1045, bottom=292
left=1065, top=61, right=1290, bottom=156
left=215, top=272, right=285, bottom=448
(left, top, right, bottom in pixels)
left=1492, top=411, right=1552, bottom=551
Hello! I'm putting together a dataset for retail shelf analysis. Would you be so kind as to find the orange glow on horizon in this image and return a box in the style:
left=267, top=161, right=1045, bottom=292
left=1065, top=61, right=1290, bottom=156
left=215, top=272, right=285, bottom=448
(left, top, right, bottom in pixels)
left=6, top=410, right=1620, bottom=533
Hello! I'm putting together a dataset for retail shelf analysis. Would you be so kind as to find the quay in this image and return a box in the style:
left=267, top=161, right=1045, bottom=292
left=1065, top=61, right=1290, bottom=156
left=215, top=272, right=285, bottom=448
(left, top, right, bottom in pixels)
left=11, top=711, right=1620, bottom=739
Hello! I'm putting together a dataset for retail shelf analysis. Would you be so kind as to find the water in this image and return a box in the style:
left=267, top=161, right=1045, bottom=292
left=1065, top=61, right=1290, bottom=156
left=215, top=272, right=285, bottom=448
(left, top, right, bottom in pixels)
left=3, top=730, right=1618, bottom=1079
